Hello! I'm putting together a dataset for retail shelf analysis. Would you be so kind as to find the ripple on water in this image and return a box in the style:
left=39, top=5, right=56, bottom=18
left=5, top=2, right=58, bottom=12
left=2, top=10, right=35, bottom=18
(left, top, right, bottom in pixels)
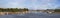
left=0, top=12, right=60, bottom=18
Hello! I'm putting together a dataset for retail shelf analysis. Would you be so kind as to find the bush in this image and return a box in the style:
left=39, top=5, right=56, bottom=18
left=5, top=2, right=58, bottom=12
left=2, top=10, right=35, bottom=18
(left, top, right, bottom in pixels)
left=0, top=8, right=29, bottom=12
left=54, top=9, right=60, bottom=12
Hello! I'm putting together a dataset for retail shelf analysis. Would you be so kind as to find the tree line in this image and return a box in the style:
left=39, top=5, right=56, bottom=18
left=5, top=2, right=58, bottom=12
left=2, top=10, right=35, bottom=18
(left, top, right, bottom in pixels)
left=0, top=8, right=29, bottom=12
left=54, top=9, right=60, bottom=12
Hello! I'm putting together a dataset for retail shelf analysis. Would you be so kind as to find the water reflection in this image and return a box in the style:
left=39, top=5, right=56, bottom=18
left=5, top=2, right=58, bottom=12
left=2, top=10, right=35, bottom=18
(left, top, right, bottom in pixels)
left=0, top=11, right=56, bottom=15
left=0, top=11, right=60, bottom=18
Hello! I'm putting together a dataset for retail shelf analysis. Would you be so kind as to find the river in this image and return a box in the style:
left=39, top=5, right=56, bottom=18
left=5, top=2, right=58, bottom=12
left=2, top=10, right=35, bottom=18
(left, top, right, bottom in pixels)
left=0, top=11, right=60, bottom=18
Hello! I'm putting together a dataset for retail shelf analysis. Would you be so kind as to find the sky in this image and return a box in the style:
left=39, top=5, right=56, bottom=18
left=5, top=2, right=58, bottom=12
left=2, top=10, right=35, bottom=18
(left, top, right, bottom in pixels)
left=0, top=0, right=60, bottom=10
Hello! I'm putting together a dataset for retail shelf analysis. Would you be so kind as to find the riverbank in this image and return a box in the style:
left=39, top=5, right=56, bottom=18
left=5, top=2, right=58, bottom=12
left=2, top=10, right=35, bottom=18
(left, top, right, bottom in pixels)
left=0, top=11, right=60, bottom=16
left=0, top=11, right=29, bottom=15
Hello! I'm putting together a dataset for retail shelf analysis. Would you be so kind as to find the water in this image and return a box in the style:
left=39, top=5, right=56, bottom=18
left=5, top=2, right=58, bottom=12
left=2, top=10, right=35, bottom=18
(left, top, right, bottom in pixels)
left=0, top=11, right=60, bottom=18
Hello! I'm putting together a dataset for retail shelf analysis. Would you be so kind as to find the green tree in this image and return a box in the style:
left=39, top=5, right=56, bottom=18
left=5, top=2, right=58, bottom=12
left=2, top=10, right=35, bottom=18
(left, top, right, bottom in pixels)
left=54, top=9, right=60, bottom=12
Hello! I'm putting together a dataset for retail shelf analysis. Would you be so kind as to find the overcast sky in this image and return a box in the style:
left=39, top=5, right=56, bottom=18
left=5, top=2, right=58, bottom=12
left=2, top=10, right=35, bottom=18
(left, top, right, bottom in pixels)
left=0, top=0, right=60, bottom=10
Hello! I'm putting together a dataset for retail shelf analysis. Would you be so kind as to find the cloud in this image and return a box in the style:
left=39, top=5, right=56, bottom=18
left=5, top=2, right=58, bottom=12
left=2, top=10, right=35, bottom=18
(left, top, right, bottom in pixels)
left=0, top=0, right=26, bottom=8
left=0, top=0, right=59, bottom=10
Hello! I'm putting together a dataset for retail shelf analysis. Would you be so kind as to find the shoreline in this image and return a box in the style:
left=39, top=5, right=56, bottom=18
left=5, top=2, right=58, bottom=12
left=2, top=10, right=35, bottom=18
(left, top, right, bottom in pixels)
left=0, top=11, right=29, bottom=15
left=0, top=11, right=60, bottom=15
